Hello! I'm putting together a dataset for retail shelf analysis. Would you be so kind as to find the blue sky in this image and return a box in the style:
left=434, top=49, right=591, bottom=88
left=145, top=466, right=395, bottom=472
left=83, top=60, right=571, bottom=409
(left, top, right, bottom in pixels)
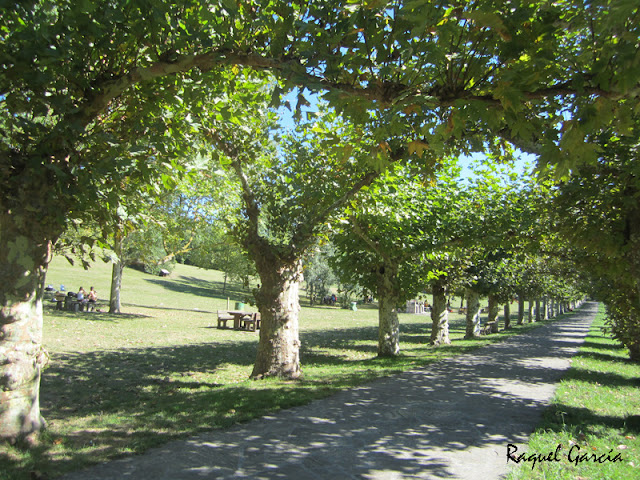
left=277, top=89, right=535, bottom=180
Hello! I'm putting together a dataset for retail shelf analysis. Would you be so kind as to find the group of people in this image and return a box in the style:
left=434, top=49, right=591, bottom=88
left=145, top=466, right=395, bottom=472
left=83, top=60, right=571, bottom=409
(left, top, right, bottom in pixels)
left=76, top=286, right=98, bottom=308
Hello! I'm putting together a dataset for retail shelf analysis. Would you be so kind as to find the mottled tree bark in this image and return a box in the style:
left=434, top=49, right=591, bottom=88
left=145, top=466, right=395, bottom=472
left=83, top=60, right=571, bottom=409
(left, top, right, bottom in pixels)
left=0, top=214, right=52, bottom=441
left=376, top=264, right=400, bottom=357
left=487, top=294, right=499, bottom=333
left=251, top=255, right=303, bottom=379
left=517, top=295, right=525, bottom=325
left=543, top=297, right=549, bottom=320
left=535, top=299, right=541, bottom=322
left=430, top=280, right=450, bottom=346
left=109, top=261, right=124, bottom=314
left=503, top=302, right=511, bottom=329
left=465, top=288, right=482, bottom=338
left=109, top=229, right=125, bottom=314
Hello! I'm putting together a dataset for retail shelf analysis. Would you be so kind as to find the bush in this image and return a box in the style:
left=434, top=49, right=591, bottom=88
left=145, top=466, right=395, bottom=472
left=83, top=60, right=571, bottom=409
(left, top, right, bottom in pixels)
left=604, top=292, right=640, bottom=362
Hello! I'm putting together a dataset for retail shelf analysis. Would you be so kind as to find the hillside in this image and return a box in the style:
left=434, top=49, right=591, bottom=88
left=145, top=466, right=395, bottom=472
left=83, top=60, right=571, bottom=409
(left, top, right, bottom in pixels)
left=44, top=256, right=256, bottom=313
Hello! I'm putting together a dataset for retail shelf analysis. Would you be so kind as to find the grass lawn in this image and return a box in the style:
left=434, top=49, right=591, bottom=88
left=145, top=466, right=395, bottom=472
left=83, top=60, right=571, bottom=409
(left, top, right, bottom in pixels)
left=508, top=304, right=640, bottom=479
left=1, top=256, right=569, bottom=479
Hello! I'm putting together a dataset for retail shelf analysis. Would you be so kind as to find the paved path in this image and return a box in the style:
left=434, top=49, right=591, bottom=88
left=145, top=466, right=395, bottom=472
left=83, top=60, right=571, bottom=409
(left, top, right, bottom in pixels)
left=61, top=302, right=597, bottom=480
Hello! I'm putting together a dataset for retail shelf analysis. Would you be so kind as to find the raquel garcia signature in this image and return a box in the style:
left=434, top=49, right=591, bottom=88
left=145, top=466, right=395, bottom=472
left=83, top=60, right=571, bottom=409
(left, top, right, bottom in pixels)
left=507, top=443, right=624, bottom=470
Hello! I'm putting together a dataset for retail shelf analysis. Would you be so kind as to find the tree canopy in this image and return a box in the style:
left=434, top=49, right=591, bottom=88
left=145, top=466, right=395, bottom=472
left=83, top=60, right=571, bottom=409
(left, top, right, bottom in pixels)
left=1, top=0, right=640, bottom=441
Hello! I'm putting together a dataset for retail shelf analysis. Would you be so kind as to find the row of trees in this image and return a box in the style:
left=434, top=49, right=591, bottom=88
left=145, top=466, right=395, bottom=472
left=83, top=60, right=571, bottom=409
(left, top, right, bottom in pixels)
left=2, top=0, right=639, bottom=441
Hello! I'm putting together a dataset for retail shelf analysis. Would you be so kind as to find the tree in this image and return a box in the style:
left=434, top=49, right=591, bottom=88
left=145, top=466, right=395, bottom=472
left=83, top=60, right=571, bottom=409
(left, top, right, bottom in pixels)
left=454, top=163, right=548, bottom=337
left=2, top=0, right=639, bottom=441
left=200, top=79, right=385, bottom=378
left=553, top=123, right=640, bottom=360
left=331, top=170, right=427, bottom=356
left=303, top=243, right=338, bottom=306
left=331, top=163, right=466, bottom=354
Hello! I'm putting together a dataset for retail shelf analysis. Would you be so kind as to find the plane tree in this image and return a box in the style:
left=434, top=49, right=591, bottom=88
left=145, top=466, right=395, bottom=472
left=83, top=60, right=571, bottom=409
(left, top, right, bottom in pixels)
left=453, top=165, right=550, bottom=336
left=2, top=0, right=639, bottom=441
left=552, top=122, right=640, bottom=360
left=197, top=77, right=388, bottom=378
left=330, top=163, right=468, bottom=355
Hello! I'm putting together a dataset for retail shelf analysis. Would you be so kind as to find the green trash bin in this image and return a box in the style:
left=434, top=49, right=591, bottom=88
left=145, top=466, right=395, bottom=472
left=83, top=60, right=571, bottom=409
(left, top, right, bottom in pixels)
left=235, top=301, right=245, bottom=311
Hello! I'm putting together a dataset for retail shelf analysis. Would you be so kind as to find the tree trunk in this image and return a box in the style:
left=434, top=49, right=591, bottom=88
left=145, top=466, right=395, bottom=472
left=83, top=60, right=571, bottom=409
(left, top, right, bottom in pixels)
left=377, top=264, right=400, bottom=356
left=543, top=297, right=549, bottom=320
left=0, top=214, right=51, bottom=441
left=528, top=301, right=534, bottom=323
left=109, top=261, right=124, bottom=314
left=251, top=256, right=302, bottom=379
left=504, top=302, right=511, bottom=329
left=430, top=280, right=450, bottom=346
left=109, top=230, right=125, bottom=314
left=535, top=299, right=541, bottom=322
left=487, top=294, right=499, bottom=333
left=465, top=288, right=482, bottom=338
left=517, top=295, right=525, bottom=325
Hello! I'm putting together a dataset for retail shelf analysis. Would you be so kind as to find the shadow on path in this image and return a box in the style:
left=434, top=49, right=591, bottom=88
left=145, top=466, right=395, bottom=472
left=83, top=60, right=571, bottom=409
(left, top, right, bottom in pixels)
left=60, top=303, right=598, bottom=480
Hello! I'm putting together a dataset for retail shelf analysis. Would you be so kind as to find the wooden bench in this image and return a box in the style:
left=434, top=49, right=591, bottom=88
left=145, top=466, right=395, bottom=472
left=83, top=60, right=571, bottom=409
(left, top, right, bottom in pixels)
left=240, top=312, right=261, bottom=332
left=85, top=301, right=106, bottom=312
left=217, top=310, right=235, bottom=329
left=481, top=321, right=497, bottom=335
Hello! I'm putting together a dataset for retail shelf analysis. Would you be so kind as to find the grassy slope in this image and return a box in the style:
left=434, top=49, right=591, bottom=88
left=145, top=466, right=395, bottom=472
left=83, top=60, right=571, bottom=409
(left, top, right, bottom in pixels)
left=2, top=257, right=558, bottom=479
left=508, top=305, right=640, bottom=479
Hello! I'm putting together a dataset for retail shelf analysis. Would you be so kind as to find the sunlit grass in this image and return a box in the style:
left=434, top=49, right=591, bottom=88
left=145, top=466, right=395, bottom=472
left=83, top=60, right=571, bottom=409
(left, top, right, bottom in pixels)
left=507, top=305, right=640, bottom=480
left=1, top=256, right=553, bottom=480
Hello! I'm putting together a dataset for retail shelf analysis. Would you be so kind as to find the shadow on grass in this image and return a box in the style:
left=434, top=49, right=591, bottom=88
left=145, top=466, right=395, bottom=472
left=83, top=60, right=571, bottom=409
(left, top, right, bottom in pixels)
left=536, top=403, right=634, bottom=435
left=562, top=362, right=640, bottom=388
left=144, top=275, right=253, bottom=303
left=124, top=303, right=216, bottom=314
left=44, top=308, right=150, bottom=321
left=575, top=349, right=634, bottom=365
left=15, top=327, right=409, bottom=479
left=2, top=307, right=588, bottom=479
left=12, top=304, right=596, bottom=480
left=579, top=337, right=625, bottom=350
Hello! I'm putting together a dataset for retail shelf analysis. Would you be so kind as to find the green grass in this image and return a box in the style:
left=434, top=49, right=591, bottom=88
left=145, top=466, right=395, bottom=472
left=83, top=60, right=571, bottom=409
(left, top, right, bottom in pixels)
left=507, top=304, right=640, bottom=480
left=2, top=256, right=560, bottom=479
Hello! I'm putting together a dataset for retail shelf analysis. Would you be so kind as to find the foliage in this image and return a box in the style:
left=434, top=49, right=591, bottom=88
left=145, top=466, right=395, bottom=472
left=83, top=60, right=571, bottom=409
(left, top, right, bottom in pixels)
left=331, top=162, right=465, bottom=302
left=303, top=242, right=338, bottom=303
left=553, top=121, right=640, bottom=360
left=2, top=0, right=640, bottom=439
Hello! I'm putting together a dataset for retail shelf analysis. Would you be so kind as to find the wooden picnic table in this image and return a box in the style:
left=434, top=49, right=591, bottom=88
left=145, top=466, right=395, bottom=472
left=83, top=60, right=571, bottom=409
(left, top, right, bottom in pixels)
left=217, top=310, right=261, bottom=331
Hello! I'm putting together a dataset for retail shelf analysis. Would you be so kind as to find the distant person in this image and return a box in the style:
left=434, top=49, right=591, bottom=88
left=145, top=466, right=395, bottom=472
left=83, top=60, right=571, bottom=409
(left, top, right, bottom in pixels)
left=88, top=286, right=98, bottom=303
left=77, top=287, right=88, bottom=309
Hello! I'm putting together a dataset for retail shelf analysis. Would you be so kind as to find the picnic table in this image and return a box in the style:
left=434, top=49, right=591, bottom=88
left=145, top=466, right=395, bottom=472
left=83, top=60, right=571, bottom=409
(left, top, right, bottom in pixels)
left=217, top=310, right=261, bottom=331
left=50, top=292, right=103, bottom=312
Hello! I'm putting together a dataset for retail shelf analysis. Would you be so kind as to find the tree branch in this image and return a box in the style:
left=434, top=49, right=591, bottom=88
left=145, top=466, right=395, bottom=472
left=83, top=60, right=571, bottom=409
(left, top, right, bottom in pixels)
left=290, top=170, right=381, bottom=249
left=350, top=218, right=394, bottom=266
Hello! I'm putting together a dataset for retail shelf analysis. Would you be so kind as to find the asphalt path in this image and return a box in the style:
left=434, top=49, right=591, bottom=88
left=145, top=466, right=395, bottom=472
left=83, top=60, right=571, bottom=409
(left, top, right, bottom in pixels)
left=61, top=302, right=597, bottom=480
